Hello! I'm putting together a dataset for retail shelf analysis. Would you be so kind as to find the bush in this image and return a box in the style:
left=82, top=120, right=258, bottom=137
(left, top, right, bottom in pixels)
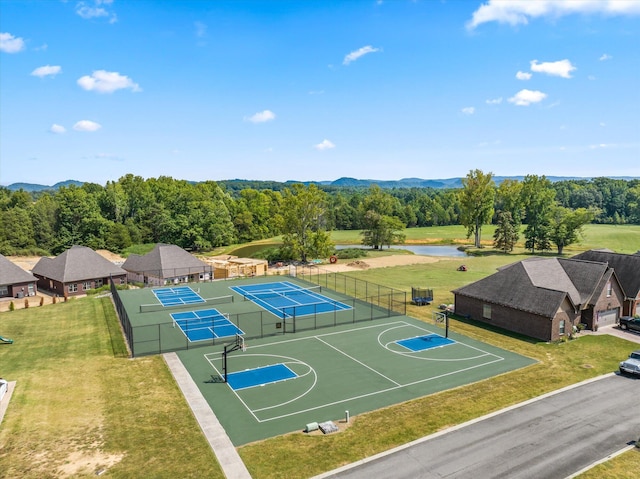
left=334, top=248, right=368, bottom=260
left=39, top=296, right=44, bottom=306
left=52, top=296, right=57, bottom=304
left=9, top=301, right=15, bottom=311
left=24, top=298, right=29, bottom=309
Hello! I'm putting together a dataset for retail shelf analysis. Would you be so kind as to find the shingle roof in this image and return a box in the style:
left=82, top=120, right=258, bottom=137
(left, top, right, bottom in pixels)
left=0, top=254, right=37, bottom=286
left=31, top=245, right=126, bottom=283
left=453, top=257, right=612, bottom=318
left=122, top=244, right=208, bottom=279
left=572, top=250, right=640, bottom=299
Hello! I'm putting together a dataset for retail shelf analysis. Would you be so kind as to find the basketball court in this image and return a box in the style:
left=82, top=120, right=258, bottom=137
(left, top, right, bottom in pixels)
left=177, top=315, right=535, bottom=445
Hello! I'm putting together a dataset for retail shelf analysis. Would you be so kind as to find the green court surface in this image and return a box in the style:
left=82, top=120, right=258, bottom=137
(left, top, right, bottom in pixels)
left=117, top=278, right=535, bottom=445
left=176, top=315, right=536, bottom=446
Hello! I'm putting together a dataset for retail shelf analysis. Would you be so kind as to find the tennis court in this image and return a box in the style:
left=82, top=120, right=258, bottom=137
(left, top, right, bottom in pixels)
left=230, top=281, right=352, bottom=318
left=176, top=315, right=536, bottom=445
left=153, top=286, right=205, bottom=307
left=171, top=309, right=243, bottom=342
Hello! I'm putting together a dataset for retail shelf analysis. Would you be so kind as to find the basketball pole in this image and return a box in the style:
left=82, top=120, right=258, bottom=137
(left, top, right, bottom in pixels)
left=222, top=335, right=243, bottom=383
left=445, top=311, right=449, bottom=339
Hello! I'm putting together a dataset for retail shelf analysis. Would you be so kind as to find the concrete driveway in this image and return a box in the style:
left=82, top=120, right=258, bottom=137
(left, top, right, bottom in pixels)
left=313, top=374, right=640, bottom=479
left=588, top=324, right=640, bottom=344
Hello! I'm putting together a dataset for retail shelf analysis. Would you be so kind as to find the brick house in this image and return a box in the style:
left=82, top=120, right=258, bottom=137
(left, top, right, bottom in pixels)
left=121, top=243, right=212, bottom=286
left=572, top=250, right=640, bottom=317
left=0, top=254, right=37, bottom=299
left=452, top=257, right=625, bottom=341
left=31, top=245, right=127, bottom=297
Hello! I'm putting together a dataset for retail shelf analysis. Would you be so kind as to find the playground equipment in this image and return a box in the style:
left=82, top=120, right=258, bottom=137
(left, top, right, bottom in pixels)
left=411, top=287, right=433, bottom=306
left=0, top=336, right=13, bottom=344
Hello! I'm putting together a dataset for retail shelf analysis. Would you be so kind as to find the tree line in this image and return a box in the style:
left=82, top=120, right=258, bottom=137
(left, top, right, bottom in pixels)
left=1, top=173, right=638, bottom=259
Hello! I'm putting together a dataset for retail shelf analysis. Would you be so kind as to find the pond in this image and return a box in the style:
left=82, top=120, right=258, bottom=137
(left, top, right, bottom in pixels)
left=335, top=244, right=468, bottom=257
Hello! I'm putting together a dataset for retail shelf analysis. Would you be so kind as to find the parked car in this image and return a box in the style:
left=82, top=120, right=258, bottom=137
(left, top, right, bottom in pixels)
left=619, top=350, right=640, bottom=377
left=618, top=316, right=640, bottom=332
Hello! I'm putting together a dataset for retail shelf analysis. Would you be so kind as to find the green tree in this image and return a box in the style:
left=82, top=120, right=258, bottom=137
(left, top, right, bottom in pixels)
left=361, top=211, right=406, bottom=249
left=278, top=184, right=333, bottom=262
left=493, top=211, right=519, bottom=253
left=521, top=175, right=555, bottom=253
left=459, top=169, right=495, bottom=248
left=495, top=179, right=524, bottom=227
left=549, top=207, right=595, bottom=254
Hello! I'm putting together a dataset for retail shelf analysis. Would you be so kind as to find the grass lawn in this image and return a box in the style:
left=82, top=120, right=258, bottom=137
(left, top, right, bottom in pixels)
left=0, top=296, right=223, bottom=479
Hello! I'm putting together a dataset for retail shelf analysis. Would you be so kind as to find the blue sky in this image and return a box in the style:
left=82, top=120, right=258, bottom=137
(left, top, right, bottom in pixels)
left=1, top=0, right=639, bottom=186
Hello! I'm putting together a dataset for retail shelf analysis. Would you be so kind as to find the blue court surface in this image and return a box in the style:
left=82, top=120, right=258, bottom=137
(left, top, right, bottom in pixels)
left=153, top=286, right=205, bottom=307
left=230, top=281, right=351, bottom=318
left=171, top=308, right=243, bottom=342
left=397, top=334, right=455, bottom=351
left=227, top=363, right=297, bottom=391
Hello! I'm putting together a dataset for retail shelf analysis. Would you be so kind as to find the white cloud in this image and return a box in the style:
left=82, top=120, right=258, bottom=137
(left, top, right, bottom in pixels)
left=516, top=70, right=532, bottom=80
left=589, top=143, right=613, bottom=149
left=77, top=70, right=141, bottom=93
left=76, top=1, right=117, bottom=23
left=599, top=53, right=612, bottom=61
left=31, top=65, right=62, bottom=78
left=73, top=120, right=102, bottom=132
left=530, top=59, right=576, bottom=78
left=508, top=89, right=547, bottom=106
left=314, top=139, right=335, bottom=151
left=600, top=122, right=606, bottom=127
left=195, top=21, right=207, bottom=38
left=49, top=124, right=66, bottom=134
left=245, top=110, right=276, bottom=123
left=0, top=32, right=26, bottom=53
left=462, top=107, right=475, bottom=115
left=343, top=45, right=380, bottom=65
left=467, top=0, right=640, bottom=30
left=486, top=97, right=503, bottom=105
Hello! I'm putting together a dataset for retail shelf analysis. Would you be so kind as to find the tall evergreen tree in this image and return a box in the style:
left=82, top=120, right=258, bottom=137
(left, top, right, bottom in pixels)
left=493, top=211, right=519, bottom=253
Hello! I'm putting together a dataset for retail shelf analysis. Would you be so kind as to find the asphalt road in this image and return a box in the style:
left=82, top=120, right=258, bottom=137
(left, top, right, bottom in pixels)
left=315, top=374, right=640, bottom=479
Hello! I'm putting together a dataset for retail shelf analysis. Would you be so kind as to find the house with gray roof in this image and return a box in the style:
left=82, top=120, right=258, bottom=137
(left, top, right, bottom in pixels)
left=452, top=257, right=625, bottom=341
left=121, top=244, right=211, bottom=286
left=0, top=254, right=37, bottom=299
left=31, top=245, right=127, bottom=297
left=572, top=250, right=640, bottom=317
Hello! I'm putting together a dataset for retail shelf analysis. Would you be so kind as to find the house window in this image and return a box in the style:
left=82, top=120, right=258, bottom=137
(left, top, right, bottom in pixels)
left=96, top=279, right=103, bottom=288
left=0, top=285, right=8, bottom=296
left=606, top=282, right=612, bottom=297
left=559, top=320, right=566, bottom=335
left=483, top=303, right=492, bottom=320
left=28, top=284, right=34, bottom=295
left=68, top=284, right=78, bottom=293
left=83, top=282, right=92, bottom=291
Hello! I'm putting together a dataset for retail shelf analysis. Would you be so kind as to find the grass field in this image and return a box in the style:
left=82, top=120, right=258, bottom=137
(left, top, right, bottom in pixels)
left=1, top=223, right=639, bottom=478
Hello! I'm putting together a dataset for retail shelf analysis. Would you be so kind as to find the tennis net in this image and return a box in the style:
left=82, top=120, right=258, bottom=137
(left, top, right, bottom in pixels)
left=242, top=286, right=322, bottom=302
left=173, top=312, right=231, bottom=329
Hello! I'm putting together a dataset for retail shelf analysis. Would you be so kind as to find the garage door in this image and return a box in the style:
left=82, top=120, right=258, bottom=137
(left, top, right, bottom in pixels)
left=597, top=308, right=619, bottom=326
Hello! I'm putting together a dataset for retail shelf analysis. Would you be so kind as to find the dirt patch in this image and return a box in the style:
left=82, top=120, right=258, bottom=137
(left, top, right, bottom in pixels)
left=321, top=254, right=448, bottom=273
left=56, top=450, right=124, bottom=478
left=95, top=250, right=126, bottom=263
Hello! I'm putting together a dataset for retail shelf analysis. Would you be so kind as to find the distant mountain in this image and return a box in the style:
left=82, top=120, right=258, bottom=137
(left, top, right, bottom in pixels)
left=6, top=180, right=84, bottom=192
left=5, top=176, right=638, bottom=192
